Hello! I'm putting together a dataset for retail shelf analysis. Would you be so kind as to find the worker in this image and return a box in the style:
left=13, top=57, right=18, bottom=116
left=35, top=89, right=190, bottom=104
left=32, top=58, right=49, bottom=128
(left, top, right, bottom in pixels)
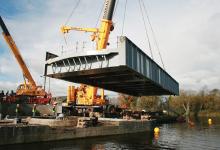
left=52, top=104, right=56, bottom=116
left=0, top=90, right=4, bottom=97
left=32, top=104, right=37, bottom=117
left=0, top=90, right=3, bottom=102
left=83, top=108, right=86, bottom=117
left=6, top=91, right=9, bottom=96
left=89, top=111, right=94, bottom=118
left=10, top=90, right=15, bottom=96
left=15, top=104, right=20, bottom=118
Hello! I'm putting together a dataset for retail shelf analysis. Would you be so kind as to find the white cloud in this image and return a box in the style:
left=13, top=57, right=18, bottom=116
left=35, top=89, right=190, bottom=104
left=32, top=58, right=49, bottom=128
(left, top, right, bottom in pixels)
left=0, top=81, right=19, bottom=91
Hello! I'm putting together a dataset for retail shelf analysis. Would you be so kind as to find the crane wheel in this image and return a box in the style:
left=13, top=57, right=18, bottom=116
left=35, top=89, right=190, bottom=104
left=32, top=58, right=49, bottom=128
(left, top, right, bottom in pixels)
left=106, top=104, right=115, bottom=113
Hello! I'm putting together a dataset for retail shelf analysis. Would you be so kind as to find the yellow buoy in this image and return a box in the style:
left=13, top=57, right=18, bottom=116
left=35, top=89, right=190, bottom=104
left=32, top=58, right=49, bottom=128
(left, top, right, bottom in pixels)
left=208, top=118, right=212, bottom=125
left=154, top=127, right=160, bottom=133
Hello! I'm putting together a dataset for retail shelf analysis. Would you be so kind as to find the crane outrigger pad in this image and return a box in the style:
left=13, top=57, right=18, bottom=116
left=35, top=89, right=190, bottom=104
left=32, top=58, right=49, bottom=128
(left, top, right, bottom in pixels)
left=45, top=36, right=179, bottom=96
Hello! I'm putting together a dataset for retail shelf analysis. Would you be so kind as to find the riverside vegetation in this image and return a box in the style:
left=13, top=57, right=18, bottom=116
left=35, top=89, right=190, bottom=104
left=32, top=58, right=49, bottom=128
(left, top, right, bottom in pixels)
left=118, top=88, right=220, bottom=117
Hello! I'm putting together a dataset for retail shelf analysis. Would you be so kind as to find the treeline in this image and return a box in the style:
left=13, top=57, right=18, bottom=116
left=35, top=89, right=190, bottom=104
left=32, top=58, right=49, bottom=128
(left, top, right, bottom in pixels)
left=118, top=88, right=220, bottom=116
left=118, top=94, right=161, bottom=111
left=169, top=89, right=220, bottom=116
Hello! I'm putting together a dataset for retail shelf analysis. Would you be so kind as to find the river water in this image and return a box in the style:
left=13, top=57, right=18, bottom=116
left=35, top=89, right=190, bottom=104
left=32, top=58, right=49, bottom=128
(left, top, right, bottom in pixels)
left=2, top=117, right=220, bottom=150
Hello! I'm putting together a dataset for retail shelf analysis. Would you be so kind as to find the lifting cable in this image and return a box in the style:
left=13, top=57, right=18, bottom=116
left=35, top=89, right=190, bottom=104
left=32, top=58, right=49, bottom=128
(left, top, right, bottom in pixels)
left=141, top=0, right=165, bottom=70
left=64, top=0, right=81, bottom=25
left=95, top=0, right=106, bottom=28
left=138, top=0, right=154, bottom=59
left=62, top=0, right=81, bottom=47
left=121, top=0, right=127, bottom=35
left=63, top=34, right=68, bottom=46
left=113, top=0, right=119, bottom=19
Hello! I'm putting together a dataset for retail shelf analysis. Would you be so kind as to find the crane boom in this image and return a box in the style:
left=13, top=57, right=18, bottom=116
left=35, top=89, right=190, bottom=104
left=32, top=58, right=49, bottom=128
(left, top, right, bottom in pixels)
left=0, top=16, right=51, bottom=99
left=0, top=16, right=37, bottom=89
left=97, top=0, right=116, bottom=50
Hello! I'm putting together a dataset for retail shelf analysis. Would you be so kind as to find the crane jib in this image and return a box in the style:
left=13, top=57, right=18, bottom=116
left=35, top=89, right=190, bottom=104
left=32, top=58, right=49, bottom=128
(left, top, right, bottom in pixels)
left=0, top=16, right=37, bottom=88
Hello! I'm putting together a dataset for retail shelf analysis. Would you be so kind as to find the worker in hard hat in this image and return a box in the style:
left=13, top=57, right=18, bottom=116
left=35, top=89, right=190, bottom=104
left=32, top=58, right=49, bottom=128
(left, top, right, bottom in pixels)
left=15, top=104, right=20, bottom=118
left=32, top=104, right=37, bottom=117
left=52, top=104, right=56, bottom=116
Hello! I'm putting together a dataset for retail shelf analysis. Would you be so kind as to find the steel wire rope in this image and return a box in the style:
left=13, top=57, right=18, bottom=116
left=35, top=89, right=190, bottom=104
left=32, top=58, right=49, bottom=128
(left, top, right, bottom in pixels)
left=61, top=0, right=81, bottom=50
left=138, top=0, right=154, bottom=59
left=95, top=1, right=106, bottom=28
left=141, top=0, right=165, bottom=69
left=64, top=0, right=81, bottom=25
left=121, top=0, right=128, bottom=35
left=112, top=0, right=119, bottom=20
left=89, top=1, right=106, bottom=50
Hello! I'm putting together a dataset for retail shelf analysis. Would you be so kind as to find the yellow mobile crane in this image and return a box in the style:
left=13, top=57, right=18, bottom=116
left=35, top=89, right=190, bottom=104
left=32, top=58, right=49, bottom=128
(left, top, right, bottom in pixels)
left=61, top=0, right=116, bottom=107
left=0, top=16, right=51, bottom=104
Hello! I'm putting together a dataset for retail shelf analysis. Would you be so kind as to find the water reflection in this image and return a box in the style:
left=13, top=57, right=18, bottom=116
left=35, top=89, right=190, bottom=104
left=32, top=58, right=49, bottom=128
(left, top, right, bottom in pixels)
left=154, top=133, right=160, bottom=141
left=1, top=117, right=220, bottom=150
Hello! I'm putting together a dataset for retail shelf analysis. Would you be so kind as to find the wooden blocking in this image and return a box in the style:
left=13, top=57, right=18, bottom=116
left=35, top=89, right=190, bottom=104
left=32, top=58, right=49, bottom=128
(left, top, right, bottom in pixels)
left=76, top=117, right=90, bottom=128
left=141, top=115, right=150, bottom=120
left=76, top=117, right=98, bottom=128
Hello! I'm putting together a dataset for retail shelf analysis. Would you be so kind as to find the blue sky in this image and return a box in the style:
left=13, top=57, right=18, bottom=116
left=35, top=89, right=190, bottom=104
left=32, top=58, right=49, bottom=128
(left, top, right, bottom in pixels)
left=0, top=0, right=20, bottom=17
left=0, top=0, right=46, bottom=16
left=0, top=0, right=220, bottom=95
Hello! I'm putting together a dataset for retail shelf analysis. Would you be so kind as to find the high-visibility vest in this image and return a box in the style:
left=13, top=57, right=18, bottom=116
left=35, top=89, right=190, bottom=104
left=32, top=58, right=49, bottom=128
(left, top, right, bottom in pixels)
left=52, top=107, right=55, bottom=112
left=32, top=108, right=36, bottom=113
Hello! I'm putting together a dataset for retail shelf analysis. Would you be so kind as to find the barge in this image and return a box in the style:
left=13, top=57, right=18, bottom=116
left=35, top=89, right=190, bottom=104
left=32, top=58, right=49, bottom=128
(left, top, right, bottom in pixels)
left=0, top=117, right=156, bottom=146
